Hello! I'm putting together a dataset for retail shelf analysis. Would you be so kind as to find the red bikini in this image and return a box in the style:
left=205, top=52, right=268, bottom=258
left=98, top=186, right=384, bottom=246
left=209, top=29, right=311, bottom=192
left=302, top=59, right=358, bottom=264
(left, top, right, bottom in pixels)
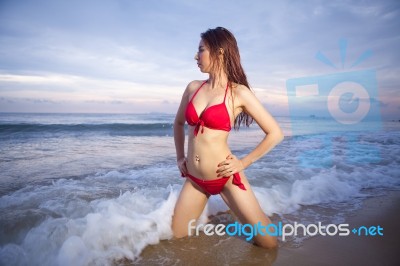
left=185, top=81, right=231, bottom=136
left=183, top=81, right=246, bottom=195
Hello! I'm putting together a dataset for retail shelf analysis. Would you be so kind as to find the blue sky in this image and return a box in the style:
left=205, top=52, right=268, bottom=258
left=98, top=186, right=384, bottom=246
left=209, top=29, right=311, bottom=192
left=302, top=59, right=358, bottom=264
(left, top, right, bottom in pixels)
left=0, top=0, right=399, bottom=118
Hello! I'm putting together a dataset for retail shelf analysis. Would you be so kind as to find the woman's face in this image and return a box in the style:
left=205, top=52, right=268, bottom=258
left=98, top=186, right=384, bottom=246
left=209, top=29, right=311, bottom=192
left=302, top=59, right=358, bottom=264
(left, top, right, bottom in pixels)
left=194, top=39, right=211, bottom=73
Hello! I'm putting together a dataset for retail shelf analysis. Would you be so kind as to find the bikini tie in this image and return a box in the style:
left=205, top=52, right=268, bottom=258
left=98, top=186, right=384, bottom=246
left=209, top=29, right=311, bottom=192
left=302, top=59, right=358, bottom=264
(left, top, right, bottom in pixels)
left=232, top=172, right=246, bottom=191
left=194, top=120, right=205, bottom=136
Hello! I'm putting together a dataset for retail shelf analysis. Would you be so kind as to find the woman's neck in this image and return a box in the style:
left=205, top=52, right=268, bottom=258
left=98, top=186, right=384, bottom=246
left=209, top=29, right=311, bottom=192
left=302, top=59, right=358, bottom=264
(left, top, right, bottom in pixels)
left=208, top=72, right=228, bottom=89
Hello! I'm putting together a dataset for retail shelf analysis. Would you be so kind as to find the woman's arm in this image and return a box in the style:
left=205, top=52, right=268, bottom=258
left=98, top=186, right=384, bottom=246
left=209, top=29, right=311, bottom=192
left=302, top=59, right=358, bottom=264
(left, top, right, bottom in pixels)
left=217, top=86, right=284, bottom=177
left=174, top=82, right=193, bottom=175
left=237, top=86, right=284, bottom=168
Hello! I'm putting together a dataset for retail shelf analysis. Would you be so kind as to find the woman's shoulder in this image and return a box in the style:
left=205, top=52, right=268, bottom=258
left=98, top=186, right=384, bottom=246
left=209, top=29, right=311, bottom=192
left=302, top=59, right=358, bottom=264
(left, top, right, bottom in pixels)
left=231, top=83, right=252, bottom=96
left=187, top=80, right=206, bottom=88
left=185, top=80, right=207, bottom=93
left=231, top=83, right=257, bottom=107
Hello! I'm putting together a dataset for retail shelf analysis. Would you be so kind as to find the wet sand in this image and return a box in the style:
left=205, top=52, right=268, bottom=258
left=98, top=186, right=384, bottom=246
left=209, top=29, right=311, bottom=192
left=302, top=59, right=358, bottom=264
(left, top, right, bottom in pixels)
left=275, top=190, right=400, bottom=266
left=129, top=190, right=400, bottom=265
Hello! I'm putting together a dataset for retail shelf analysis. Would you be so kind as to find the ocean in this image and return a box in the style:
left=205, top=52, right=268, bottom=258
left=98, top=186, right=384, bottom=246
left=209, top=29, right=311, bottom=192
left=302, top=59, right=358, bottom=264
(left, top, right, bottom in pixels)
left=0, top=113, right=399, bottom=265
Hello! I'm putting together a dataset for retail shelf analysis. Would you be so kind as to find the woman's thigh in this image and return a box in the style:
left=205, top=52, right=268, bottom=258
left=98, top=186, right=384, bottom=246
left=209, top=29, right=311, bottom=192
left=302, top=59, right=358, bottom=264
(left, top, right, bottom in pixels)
left=172, top=179, right=209, bottom=238
left=220, top=172, right=277, bottom=248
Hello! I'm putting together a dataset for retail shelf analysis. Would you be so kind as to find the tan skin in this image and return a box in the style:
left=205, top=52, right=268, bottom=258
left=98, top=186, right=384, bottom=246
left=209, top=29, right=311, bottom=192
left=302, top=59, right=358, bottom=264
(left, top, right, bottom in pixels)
left=172, top=39, right=284, bottom=249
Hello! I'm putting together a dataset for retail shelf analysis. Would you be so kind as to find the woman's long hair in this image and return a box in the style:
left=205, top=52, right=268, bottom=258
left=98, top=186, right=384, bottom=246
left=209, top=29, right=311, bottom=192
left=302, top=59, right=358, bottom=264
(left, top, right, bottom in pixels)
left=201, top=27, right=254, bottom=129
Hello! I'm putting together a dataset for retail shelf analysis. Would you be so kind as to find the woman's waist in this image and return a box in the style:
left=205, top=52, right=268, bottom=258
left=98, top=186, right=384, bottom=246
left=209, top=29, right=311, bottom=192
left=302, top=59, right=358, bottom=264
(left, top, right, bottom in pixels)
left=186, top=148, right=231, bottom=180
left=187, top=144, right=230, bottom=161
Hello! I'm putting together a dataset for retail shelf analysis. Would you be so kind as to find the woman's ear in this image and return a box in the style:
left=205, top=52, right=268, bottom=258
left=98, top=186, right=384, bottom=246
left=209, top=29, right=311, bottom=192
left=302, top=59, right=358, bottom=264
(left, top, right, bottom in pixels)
left=219, top=48, right=224, bottom=63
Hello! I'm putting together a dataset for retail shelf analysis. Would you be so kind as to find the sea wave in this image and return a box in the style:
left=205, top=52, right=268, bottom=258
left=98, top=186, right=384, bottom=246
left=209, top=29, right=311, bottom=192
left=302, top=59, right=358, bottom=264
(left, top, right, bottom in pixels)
left=0, top=123, right=175, bottom=137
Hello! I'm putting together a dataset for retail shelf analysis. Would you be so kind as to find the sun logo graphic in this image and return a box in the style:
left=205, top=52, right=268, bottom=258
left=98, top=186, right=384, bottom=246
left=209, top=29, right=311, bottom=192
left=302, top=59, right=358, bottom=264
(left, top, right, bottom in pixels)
left=286, top=39, right=382, bottom=168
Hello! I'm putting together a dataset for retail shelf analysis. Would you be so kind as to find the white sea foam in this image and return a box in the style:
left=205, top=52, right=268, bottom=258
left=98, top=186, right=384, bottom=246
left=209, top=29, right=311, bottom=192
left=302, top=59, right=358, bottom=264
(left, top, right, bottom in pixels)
left=0, top=185, right=179, bottom=266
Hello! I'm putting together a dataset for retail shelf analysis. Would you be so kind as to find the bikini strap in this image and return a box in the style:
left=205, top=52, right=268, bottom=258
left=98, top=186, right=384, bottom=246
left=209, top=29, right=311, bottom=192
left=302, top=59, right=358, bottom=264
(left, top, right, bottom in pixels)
left=223, top=82, right=230, bottom=102
left=189, top=80, right=208, bottom=102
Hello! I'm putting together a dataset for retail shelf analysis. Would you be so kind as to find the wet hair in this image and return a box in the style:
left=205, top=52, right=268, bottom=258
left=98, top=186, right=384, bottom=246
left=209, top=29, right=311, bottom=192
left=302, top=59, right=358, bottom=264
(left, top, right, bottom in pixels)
left=200, top=26, right=254, bottom=129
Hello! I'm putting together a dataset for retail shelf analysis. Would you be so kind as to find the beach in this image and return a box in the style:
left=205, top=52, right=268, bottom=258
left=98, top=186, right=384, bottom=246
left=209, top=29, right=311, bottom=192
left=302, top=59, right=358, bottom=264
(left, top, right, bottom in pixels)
left=133, top=190, right=400, bottom=265
left=275, top=190, right=400, bottom=266
left=0, top=113, right=399, bottom=265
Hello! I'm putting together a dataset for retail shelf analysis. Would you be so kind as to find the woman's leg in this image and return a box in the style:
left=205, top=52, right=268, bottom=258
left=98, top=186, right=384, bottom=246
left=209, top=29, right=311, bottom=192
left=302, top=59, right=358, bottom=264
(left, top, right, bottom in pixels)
left=220, top=172, right=278, bottom=248
left=172, top=179, right=209, bottom=238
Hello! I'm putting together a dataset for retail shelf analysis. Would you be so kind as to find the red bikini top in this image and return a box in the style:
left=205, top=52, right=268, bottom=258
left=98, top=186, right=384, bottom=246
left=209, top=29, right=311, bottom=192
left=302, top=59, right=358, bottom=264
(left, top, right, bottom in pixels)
left=185, top=81, right=231, bottom=136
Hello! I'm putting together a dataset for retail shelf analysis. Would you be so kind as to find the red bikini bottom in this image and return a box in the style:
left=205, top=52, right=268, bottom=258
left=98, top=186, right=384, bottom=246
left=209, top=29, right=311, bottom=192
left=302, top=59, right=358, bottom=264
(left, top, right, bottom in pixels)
left=184, top=172, right=246, bottom=195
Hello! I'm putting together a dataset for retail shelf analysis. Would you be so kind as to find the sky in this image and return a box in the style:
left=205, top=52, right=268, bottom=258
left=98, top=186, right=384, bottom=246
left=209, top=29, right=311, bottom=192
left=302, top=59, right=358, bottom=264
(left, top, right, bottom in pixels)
left=0, top=0, right=399, bottom=118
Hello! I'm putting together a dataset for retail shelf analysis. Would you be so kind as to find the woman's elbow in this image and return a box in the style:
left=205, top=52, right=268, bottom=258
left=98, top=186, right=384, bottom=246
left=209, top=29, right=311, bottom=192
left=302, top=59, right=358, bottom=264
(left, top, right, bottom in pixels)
left=270, top=129, right=284, bottom=144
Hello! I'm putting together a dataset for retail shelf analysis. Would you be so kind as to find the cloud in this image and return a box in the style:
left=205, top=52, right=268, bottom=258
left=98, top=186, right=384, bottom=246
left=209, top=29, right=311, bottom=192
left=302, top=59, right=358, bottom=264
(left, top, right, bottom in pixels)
left=0, top=73, right=185, bottom=103
left=0, top=96, right=15, bottom=104
left=0, top=0, right=398, bottom=116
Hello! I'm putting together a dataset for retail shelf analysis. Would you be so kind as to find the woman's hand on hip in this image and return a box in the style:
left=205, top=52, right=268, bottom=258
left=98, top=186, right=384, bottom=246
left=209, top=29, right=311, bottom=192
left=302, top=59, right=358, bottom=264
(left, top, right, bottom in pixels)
left=177, top=157, right=188, bottom=177
left=216, top=154, right=244, bottom=177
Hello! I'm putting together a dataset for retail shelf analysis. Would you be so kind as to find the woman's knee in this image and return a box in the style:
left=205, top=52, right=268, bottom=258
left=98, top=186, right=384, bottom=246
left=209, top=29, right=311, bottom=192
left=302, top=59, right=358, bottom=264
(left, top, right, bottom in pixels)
left=172, top=220, right=188, bottom=238
left=254, top=235, right=278, bottom=249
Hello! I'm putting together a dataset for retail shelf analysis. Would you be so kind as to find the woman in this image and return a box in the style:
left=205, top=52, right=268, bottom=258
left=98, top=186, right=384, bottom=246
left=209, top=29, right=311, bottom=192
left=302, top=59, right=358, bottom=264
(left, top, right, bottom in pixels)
left=172, top=27, right=283, bottom=249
